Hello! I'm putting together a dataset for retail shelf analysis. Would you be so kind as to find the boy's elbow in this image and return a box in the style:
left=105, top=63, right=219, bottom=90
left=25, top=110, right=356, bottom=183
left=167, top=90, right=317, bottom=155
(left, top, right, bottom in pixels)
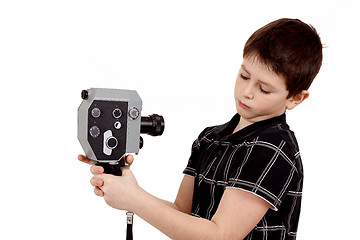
left=210, top=220, right=246, bottom=240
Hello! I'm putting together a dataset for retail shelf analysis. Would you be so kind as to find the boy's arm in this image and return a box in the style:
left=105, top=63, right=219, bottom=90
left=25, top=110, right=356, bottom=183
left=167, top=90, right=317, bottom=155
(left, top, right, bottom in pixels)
left=173, top=175, right=194, bottom=214
left=151, top=175, right=194, bottom=214
left=96, top=167, right=270, bottom=240
left=79, top=154, right=193, bottom=214
left=133, top=183, right=270, bottom=240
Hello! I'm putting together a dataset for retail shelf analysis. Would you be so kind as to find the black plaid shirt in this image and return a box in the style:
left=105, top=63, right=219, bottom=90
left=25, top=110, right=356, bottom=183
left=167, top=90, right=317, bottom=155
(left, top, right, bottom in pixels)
left=183, top=114, right=303, bottom=240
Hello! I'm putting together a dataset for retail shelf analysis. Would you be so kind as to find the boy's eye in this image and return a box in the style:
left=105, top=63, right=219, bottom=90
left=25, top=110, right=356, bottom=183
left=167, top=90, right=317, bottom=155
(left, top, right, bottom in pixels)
left=260, top=86, right=271, bottom=94
left=240, top=74, right=250, bottom=80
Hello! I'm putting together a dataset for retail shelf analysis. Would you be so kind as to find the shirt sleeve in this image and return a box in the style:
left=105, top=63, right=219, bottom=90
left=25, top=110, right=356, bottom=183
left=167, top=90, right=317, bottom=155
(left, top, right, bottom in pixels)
left=226, top=133, right=300, bottom=211
left=183, top=127, right=213, bottom=177
left=183, top=136, right=202, bottom=177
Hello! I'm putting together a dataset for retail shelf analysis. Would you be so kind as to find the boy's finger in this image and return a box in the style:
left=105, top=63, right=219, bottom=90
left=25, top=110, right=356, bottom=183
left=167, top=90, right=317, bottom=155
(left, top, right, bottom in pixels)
left=90, top=176, right=104, bottom=187
left=77, top=154, right=95, bottom=165
left=90, top=165, right=104, bottom=175
left=120, top=165, right=132, bottom=175
left=94, top=187, right=104, bottom=197
left=125, top=154, right=134, bottom=166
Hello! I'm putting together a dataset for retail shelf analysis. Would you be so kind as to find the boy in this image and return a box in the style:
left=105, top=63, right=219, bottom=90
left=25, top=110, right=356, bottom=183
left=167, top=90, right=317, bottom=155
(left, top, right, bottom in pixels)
left=78, top=18, right=322, bottom=239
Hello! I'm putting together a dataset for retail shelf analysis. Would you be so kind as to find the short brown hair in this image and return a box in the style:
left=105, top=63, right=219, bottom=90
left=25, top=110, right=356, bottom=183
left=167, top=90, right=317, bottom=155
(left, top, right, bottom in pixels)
left=243, top=18, right=323, bottom=98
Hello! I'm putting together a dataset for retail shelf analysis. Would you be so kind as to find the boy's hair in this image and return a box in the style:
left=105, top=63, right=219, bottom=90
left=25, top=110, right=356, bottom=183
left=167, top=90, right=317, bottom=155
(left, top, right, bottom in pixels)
left=243, top=18, right=323, bottom=98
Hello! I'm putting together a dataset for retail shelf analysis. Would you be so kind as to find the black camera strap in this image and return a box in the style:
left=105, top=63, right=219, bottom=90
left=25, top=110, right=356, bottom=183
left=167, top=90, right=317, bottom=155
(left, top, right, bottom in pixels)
left=126, top=212, right=134, bottom=240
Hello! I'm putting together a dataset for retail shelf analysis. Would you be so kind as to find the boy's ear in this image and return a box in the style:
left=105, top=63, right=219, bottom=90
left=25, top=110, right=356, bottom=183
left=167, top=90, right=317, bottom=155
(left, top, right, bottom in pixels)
left=286, top=90, right=309, bottom=110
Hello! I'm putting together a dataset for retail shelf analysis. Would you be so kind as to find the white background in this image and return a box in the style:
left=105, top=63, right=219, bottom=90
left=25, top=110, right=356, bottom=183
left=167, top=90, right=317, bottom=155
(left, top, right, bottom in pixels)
left=0, top=0, right=359, bottom=239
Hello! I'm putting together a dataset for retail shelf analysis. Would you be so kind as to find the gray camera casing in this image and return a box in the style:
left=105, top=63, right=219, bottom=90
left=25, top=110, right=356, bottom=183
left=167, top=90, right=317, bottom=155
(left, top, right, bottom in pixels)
left=78, top=88, right=142, bottom=163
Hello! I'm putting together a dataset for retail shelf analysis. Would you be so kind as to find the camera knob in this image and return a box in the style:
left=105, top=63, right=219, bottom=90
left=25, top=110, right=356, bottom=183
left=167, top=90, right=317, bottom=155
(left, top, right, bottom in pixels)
left=106, top=136, right=118, bottom=149
left=81, top=90, right=88, bottom=99
left=112, top=108, right=122, bottom=119
left=89, top=126, right=100, bottom=138
left=103, top=130, right=117, bottom=156
left=139, top=136, right=144, bottom=149
left=91, top=108, right=101, bottom=118
left=129, top=107, right=140, bottom=119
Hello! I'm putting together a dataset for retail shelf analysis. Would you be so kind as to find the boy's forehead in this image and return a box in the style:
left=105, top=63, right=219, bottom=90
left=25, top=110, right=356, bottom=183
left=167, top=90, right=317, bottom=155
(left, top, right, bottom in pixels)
left=241, top=56, right=287, bottom=88
left=242, top=55, right=273, bottom=72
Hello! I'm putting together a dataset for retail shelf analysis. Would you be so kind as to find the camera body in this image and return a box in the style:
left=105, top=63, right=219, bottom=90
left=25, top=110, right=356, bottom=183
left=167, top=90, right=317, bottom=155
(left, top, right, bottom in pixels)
left=78, top=88, right=164, bottom=175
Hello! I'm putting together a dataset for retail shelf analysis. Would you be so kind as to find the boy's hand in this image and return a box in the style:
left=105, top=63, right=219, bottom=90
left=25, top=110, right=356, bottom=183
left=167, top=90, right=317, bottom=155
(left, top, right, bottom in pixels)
left=96, top=166, right=140, bottom=211
left=77, top=154, right=138, bottom=211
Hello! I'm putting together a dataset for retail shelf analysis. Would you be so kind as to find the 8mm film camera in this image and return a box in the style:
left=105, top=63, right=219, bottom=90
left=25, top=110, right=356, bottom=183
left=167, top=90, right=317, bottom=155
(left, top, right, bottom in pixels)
left=77, top=88, right=164, bottom=176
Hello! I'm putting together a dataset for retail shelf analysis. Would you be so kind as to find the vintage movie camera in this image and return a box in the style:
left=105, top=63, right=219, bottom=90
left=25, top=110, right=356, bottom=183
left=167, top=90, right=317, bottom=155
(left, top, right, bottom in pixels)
left=77, top=88, right=164, bottom=176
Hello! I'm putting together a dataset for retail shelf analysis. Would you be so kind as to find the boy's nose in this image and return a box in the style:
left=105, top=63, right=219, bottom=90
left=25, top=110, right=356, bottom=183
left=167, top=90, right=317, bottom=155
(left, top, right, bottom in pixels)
left=243, top=84, right=254, bottom=100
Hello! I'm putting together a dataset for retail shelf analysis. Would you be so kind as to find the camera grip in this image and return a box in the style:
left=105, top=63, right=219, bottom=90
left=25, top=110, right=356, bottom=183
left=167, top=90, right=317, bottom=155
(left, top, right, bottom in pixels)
left=95, top=158, right=125, bottom=176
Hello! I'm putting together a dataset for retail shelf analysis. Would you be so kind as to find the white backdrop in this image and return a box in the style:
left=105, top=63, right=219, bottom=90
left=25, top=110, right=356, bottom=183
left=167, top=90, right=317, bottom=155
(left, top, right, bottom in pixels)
left=1, top=0, right=359, bottom=239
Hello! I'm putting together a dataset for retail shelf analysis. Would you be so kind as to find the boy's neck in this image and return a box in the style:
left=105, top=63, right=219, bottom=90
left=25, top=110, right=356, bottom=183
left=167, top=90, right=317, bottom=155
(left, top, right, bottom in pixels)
left=233, top=112, right=287, bottom=134
left=232, top=118, right=253, bottom=133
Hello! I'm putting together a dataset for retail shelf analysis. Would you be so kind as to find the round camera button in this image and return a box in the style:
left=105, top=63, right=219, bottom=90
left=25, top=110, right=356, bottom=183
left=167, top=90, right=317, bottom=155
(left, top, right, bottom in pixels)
left=106, top=136, right=118, bottom=149
left=91, top=108, right=101, bottom=118
left=89, top=126, right=100, bottom=138
left=129, top=107, right=140, bottom=119
left=113, top=108, right=122, bottom=118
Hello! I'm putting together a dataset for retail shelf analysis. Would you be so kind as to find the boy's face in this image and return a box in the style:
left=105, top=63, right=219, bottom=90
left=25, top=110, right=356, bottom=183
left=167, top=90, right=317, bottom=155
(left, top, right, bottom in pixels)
left=234, top=56, right=301, bottom=125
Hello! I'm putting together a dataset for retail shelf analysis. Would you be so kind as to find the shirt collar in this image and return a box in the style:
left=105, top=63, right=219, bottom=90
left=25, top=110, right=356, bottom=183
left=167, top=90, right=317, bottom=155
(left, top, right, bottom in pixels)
left=213, top=113, right=287, bottom=141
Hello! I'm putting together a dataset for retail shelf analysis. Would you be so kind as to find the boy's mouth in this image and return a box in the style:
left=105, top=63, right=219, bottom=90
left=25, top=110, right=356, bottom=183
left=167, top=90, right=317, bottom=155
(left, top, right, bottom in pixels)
left=238, top=100, right=250, bottom=110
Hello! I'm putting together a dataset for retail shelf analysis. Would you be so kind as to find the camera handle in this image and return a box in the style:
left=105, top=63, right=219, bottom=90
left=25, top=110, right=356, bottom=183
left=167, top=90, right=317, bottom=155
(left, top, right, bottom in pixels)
left=94, top=158, right=134, bottom=240
left=94, top=158, right=125, bottom=176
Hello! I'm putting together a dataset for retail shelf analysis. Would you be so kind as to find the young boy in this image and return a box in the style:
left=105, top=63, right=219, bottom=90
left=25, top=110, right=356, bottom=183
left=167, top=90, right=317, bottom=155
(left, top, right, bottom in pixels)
left=78, top=18, right=322, bottom=239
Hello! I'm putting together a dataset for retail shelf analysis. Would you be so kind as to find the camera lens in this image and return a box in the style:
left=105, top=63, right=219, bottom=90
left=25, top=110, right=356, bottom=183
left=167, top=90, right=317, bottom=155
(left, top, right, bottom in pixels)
left=140, top=114, right=165, bottom=136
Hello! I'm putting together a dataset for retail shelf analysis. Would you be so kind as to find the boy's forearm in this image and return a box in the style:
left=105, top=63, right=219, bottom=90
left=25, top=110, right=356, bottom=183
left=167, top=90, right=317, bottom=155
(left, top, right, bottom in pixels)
left=158, top=198, right=180, bottom=211
left=132, top=188, right=220, bottom=240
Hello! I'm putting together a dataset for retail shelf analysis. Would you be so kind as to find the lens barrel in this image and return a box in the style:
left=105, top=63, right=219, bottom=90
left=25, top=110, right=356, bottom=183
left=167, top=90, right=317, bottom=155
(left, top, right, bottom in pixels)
left=140, top=114, right=165, bottom=136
